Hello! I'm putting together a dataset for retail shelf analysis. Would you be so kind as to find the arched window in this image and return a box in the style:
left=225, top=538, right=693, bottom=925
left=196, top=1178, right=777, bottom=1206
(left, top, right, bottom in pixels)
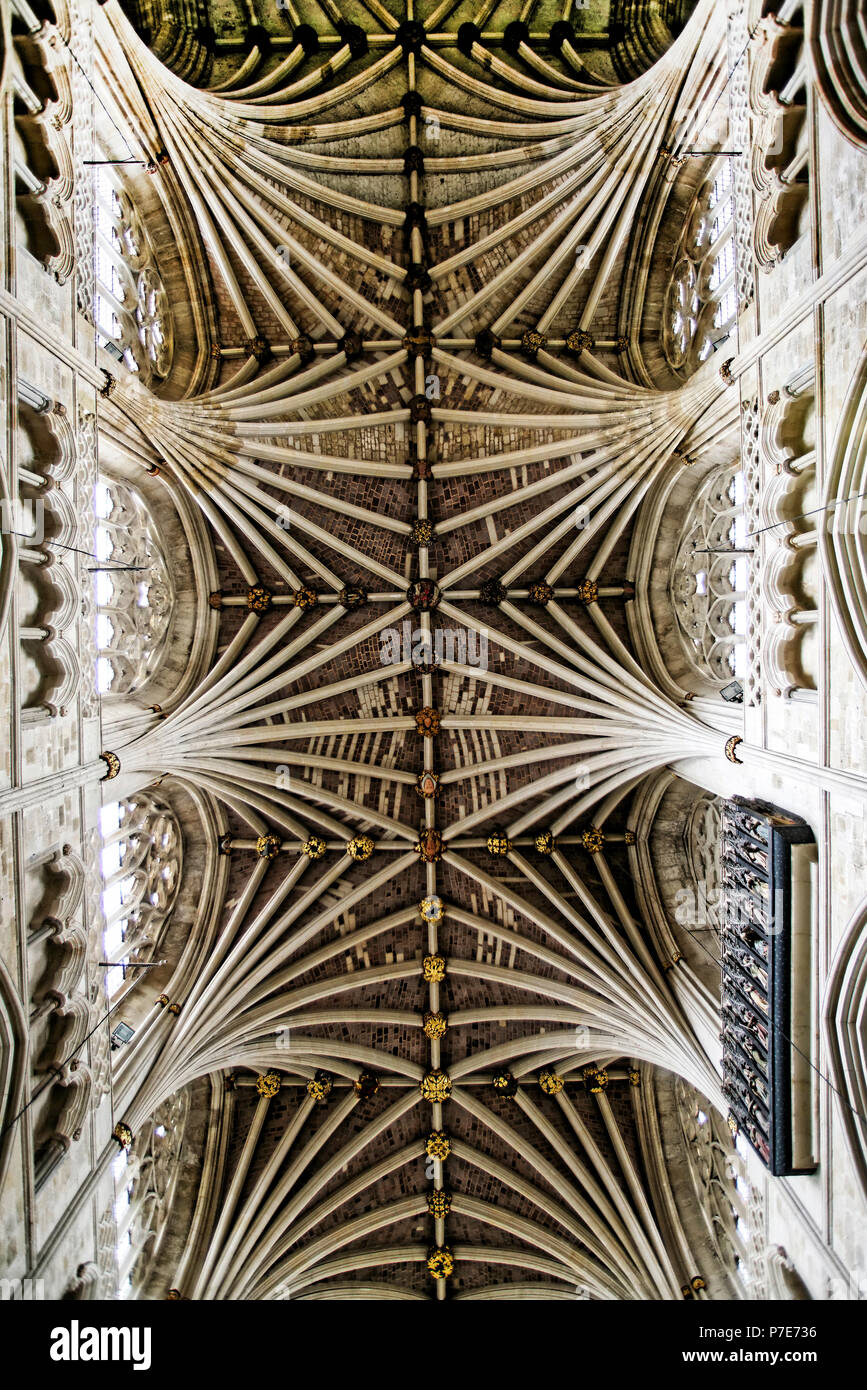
left=675, top=1079, right=770, bottom=1296
left=664, top=161, right=738, bottom=374
left=92, top=479, right=174, bottom=696
left=93, top=166, right=172, bottom=385
left=670, top=464, right=747, bottom=685
left=99, top=792, right=181, bottom=1002
left=685, top=794, right=723, bottom=938
left=110, top=1092, right=190, bottom=1298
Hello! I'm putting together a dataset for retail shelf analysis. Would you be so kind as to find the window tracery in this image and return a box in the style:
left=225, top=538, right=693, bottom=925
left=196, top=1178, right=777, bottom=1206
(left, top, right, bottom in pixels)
left=684, top=794, right=723, bottom=939
left=664, top=161, right=738, bottom=375
left=109, top=1091, right=190, bottom=1298
left=675, top=1078, right=769, bottom=1297
left=93, top=167, right=172, bottom=385
left=670, top=463, right=747, bottom=685
left=91, top=478, right=174, bottom=696
left=727, top=0, right=757, bottom=308
left=99, top=792, right=182, bottom=1002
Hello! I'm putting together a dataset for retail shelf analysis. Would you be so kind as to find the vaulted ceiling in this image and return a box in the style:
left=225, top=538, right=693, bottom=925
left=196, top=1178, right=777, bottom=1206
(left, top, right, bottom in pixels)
left=95, top=0, right=741, bottom=1298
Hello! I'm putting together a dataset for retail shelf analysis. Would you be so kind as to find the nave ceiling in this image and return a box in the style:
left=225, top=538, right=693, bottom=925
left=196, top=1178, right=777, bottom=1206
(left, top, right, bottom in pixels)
left=8, top=0, right=765, bottom=1299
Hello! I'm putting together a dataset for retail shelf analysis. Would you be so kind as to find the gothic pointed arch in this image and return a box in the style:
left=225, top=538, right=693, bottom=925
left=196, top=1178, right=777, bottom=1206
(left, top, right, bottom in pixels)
left=810, top=0, right=867, bottom=148
left=824, top=897, right=867, bottom=1203
left=819, top=339, right=867, bottom=690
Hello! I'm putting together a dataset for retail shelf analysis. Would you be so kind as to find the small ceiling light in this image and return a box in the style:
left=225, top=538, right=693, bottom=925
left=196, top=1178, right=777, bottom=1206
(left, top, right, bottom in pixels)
left=110, top=1021, right=135, bottom=1050
left=720, top=680, right=743, bottom=703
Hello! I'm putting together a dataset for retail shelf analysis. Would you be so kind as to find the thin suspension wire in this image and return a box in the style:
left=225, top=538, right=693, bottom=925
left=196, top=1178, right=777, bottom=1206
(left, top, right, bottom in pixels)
left=55, top=29, right=140, bottom=163
left=677, top=909, right=867, bottom=1130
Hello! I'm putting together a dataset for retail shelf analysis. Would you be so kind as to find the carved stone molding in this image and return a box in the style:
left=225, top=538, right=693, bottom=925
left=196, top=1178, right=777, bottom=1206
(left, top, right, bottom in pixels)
left=749, top=16, right=809, bottom=270
left=62, top=1261, right=99, bottom=1301
left=810, top=0, right=867, bottom=148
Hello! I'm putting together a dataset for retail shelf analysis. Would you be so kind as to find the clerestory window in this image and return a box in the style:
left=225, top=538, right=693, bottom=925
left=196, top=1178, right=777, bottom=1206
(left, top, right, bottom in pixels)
left=670, top=464, right=748, bottom=684
left=664, top=160, right=739, bottom=374
left=93, top=165, right=172, bottom=384
left=92, top=479, right=174, bottom=697
left=99, top=793, right=181, bottom=1002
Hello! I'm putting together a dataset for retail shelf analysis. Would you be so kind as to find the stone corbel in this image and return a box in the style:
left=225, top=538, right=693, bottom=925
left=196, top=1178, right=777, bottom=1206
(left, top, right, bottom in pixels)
left=749, top=17, right=805, bottom=126
left=38, top=993, right=91, bottom=1070
left=43, top=402, right=76, bottom=482
left=749, top=16, right=808, bottom=268
left=34, top=1062, right=93, bottom=1191
left=15, top=25, right=76, bottom=283
left=42, top=844, right=86, bottom=926
left=41, top=483, right=77, bottom=550
left=762, top=612, right=817, bottom=701
left=31, top=557, right=79, bottom=632
left=36, top=112, right=74, bottom=203
left=753, top=168, right=807, bottom=271
left=760, top=386, right=812, bottom=474
left=63, top=1261, right=99, bottom=1301
left=50, top=1061, right=92, bottom=1149
left=40, top=633, right=82, bottom=718
left=38, top=23, right=74, bottom=126
left=43, top=920, right=87, bottom=1008
left=767, top=1245, right=812, bottom=1299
